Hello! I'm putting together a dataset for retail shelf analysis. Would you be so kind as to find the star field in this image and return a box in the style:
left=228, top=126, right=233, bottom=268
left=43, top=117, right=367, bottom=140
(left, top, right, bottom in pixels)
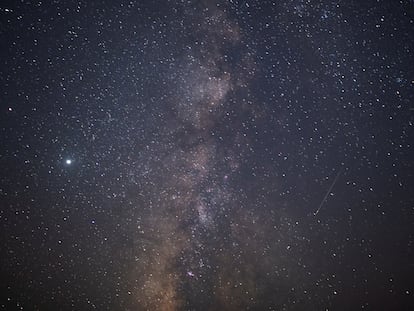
left=0, top=1, right=413, bottom=310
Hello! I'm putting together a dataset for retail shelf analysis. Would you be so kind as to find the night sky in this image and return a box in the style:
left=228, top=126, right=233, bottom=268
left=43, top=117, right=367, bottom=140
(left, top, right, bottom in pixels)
left=1, top=1, right=413, bottom=310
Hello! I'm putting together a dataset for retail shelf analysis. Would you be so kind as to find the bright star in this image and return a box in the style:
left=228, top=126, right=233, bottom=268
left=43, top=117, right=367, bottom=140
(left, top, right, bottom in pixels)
left=65, top=159, right=72, bottom=165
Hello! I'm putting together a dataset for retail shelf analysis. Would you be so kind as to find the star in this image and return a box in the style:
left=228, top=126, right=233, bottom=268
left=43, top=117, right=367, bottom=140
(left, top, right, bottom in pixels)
left=1, top=1, right=412, bottom=310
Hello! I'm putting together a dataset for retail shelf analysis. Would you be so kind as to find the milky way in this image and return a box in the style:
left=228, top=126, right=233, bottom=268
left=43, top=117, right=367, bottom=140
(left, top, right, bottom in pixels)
left=0, top=0, right=413, bottom=310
